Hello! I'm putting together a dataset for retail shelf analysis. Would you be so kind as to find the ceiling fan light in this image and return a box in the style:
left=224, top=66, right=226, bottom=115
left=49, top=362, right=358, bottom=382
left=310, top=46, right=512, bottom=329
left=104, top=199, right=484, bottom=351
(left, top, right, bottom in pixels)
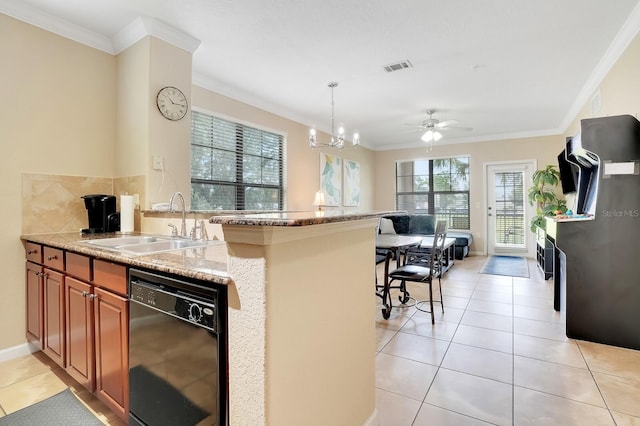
left=433, top=131, right=443, bottom=141
left=421, top=130, right=434, bottom=143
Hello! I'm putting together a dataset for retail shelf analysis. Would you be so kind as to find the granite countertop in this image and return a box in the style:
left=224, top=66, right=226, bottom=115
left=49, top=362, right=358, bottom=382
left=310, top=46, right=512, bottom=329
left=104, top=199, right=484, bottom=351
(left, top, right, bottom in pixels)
left=21, top=232, right=231, bottom=285
left=209, top=210, right=400, bottom=226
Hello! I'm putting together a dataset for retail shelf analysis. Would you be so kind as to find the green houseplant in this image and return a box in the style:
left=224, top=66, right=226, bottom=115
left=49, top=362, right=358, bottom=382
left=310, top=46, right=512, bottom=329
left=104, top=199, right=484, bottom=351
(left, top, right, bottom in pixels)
left=527, top=165, right=567, bottom=232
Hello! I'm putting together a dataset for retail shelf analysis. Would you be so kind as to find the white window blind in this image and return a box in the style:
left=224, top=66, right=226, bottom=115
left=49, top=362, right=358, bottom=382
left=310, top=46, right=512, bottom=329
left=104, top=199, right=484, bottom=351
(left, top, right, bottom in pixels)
left=191, top=111, right=284, bottom=211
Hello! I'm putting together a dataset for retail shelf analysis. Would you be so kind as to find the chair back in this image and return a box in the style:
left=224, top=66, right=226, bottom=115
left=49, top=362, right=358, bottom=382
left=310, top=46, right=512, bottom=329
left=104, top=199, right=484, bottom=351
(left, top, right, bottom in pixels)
left=430, top=220, right=448, bottom=273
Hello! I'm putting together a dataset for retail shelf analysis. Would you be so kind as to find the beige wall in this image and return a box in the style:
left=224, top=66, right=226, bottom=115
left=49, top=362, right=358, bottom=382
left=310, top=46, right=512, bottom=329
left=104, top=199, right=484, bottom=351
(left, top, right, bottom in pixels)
left=1, top=14, right=116, bottom=350
left=192, top=86, right=376, bottom=211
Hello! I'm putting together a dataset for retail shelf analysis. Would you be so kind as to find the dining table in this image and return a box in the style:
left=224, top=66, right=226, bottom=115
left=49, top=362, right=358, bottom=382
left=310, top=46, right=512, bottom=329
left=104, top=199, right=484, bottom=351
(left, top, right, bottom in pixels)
left=375, top=234, right=422, bottom=319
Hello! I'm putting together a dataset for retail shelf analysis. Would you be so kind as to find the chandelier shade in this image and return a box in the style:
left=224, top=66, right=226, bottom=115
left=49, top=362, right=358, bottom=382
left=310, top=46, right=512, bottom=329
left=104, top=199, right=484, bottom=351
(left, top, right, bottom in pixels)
left=309, top=82, right=360, bottom=149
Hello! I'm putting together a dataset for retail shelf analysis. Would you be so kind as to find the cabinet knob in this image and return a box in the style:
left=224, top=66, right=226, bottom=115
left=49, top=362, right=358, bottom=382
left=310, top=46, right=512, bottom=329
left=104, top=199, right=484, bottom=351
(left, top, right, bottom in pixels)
left=47, top=255, right=57, bottom=261
left=27, top=250, right=37, bottom=255
left=81, top=291, right=89, bottom=298
left=88, top=294, right=97, bottom=301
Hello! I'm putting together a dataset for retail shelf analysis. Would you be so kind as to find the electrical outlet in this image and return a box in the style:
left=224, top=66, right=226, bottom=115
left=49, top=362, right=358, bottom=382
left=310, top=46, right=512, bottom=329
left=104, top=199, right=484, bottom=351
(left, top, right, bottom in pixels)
left=152, top=155, right=164, bottom=171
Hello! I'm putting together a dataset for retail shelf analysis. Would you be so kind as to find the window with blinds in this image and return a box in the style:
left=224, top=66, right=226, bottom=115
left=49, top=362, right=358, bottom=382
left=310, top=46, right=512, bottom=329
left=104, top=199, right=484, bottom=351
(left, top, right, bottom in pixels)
left=396, top=157, right=470, bottom=229
left=191, top=110, right=285, bottom=211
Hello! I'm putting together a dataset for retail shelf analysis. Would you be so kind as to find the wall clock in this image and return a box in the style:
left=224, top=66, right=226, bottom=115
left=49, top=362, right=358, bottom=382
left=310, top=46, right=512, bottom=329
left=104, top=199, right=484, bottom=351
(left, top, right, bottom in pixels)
left=156, top=86, right=188, bottom=121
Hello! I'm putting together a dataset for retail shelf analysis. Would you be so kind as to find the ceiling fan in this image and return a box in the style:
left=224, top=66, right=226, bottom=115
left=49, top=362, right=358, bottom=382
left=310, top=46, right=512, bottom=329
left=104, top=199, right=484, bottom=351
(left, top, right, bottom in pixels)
left=408, top=110, right=472, bottom=151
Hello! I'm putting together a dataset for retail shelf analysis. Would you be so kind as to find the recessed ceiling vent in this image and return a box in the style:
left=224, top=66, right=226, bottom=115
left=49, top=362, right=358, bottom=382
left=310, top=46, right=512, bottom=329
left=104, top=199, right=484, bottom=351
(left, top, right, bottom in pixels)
left=383, top=60, right=413, bottom=73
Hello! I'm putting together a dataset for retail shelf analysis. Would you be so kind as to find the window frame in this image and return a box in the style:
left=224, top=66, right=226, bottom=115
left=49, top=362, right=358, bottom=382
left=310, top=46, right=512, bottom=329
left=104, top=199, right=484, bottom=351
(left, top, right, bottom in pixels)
left=190, top=109, right=286, bottom=211
left=395, top=156, right=471, bottom=230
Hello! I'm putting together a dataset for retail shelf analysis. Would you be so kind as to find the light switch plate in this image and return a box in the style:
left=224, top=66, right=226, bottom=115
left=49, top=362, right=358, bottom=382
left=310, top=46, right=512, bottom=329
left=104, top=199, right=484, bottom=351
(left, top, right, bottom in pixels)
left=152, top=155, right=164, bottom=170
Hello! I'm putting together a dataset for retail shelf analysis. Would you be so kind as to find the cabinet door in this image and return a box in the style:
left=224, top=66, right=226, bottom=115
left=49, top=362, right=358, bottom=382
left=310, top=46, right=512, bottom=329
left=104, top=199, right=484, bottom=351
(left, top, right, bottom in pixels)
left=94, top=287, right=129, bottom=420
left=65, top=277, right=95, bottom=391
left=25, top=261, right=43, bottom=349
left=43, top=268, right=65, bottom=367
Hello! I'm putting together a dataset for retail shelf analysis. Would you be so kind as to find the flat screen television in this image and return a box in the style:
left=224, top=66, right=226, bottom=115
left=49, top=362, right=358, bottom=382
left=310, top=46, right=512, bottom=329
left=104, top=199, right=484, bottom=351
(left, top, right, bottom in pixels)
left=557, top=145, right=577, bottom=194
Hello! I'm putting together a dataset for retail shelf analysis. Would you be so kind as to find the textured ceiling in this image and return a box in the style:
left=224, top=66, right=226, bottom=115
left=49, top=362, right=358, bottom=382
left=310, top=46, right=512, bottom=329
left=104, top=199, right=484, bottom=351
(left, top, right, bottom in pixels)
left=5, top=0, right=640, bottom=150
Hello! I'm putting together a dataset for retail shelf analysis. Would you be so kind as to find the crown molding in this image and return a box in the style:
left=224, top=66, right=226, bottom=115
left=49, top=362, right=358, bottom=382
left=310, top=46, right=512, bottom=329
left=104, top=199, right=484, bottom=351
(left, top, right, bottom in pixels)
left=112, top=16, right=200, bottom=55
left=0, top=0, right=114, bottom=53
left=0, top=1, right=200, bottom=56
left=560, top=1, right=640, bottom=133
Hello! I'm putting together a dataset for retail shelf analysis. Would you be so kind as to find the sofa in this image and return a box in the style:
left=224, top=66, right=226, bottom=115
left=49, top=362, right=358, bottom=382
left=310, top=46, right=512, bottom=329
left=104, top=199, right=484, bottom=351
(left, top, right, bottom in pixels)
left=380, top=214, right=473, bottom=260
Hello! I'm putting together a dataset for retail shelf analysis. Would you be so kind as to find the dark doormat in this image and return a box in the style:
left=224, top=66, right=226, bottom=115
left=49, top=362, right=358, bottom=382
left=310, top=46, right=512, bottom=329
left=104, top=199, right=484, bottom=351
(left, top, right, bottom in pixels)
left=0, top=388, right=103, bottom=426
left=129, top=365, right=210, bottom=426
left=480, top=255, right=530, bottom=278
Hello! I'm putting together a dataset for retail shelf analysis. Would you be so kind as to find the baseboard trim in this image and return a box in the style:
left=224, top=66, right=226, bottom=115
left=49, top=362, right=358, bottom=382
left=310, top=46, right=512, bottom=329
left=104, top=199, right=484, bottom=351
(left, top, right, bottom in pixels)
left=363, top=408, right=378, bottom=426
left=0, top=342, right=39, bottom=363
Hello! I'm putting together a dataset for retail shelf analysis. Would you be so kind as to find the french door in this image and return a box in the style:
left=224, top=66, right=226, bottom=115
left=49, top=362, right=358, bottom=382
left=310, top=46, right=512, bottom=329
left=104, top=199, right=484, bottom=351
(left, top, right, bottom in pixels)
left=486, top=162, right=535, bottom=256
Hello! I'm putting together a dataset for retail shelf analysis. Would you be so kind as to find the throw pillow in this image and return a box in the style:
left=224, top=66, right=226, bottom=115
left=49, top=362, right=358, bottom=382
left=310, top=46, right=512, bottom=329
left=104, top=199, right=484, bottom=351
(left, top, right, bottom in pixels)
left=379, top=218, right=396, bottom=234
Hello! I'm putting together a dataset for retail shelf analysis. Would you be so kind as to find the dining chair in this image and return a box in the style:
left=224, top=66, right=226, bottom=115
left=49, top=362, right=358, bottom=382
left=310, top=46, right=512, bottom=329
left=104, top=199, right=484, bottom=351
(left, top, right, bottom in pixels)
left=386, top=220, right=448, bottom=324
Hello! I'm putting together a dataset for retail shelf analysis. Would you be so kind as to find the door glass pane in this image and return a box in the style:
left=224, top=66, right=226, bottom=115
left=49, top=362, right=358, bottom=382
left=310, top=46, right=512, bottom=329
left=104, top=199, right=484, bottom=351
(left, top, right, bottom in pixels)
left=494, top=171, right=525, bottom=246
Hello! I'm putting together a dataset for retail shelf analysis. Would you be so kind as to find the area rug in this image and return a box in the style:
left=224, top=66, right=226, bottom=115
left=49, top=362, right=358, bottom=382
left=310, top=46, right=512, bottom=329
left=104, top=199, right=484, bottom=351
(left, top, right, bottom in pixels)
left=0, top=389, right=103, bottom=426
left=480, top=255, right=529, bottom=278
left=129, top=365, right=209, bottom=426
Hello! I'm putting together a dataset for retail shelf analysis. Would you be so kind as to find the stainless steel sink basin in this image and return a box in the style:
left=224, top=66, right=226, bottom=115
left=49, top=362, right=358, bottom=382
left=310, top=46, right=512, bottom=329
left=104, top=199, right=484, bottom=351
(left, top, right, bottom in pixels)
left=83, top=236, right=170, bottom=248
left=116, top=239, right=210, bottom=254
left=81, top=235, right=216, bottom=255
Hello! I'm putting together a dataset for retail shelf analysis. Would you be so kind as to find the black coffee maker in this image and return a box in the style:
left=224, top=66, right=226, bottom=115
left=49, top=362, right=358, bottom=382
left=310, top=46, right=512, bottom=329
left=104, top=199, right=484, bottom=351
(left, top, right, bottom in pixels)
left=81, top=194, right=120, bottom=234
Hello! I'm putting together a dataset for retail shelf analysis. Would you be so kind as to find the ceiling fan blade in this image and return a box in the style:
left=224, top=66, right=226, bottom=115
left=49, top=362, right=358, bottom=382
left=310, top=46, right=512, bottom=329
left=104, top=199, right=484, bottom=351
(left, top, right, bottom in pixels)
left=439, top=125, right=473, bottom=132
left=436, top=119, right=459, bottom=128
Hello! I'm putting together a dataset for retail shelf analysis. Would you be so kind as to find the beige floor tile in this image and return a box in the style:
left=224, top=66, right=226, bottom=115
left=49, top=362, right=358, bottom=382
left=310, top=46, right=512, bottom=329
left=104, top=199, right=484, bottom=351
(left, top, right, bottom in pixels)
left=474, top=280, right=513, bottom=295
left=400, top=315, right=459, bottom=341
left=413, top=403, right=494, bottom=425
left=441, top=343, right=513, bottom=383
left=413, top=306, right=466, bottom=324
left=375, top=352, right=438, bottom=401
left=578, top=340, right=640, bottom=381
left=439, top=295, right=471, bottom=310
left=466, top=299, right=513, bottom=316
left=461, top=310, right=513, bottom=333
left=513, top=304, right=563, bottom=323
left=593, top=372, right=640, bottom=418
left=0, top=370, right=68, bottom=414
left=375, top=388, right=421, bottom=426
left=478, top=274, right=513, bottom=285
left=425, top=368, right=513, bottom=426
left=453, top=324, right=513, bottom=353
left=0, top=352, right=59, bottom=388
left=443, top=269, right=482, bottom=282
left=381, top=331, right=450, bottom=366
left=471, top=289, right=513, bottom=304
left=514, top=334, right=586, bottom=368
left=513, top=317, right=569, bottom=342
left=442, top=286, right=474, bottom=298
left=611, top=411, right=640, bottom=426
left=512, top=294, right=554, bottom=310
left=514, top=356, right=605, bottom=406
left=512, top=280, right=554, bottom=297
left=376, top=327, right=398, bottom=352
left=442, top=279, right=478, bottom=290
left=514, top=386, right=615, bottom=425
left=375, top=305, right=414, bottom=330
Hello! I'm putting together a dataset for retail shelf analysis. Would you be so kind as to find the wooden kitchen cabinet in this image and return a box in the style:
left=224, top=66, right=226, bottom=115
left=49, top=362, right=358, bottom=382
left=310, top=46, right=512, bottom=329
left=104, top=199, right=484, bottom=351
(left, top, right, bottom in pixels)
left=94, top=286, right=129, bottom=420
left=43, top=268, right=65, bottom=368
left=25, top=261, right=43, bottom=349
left=65, top=276, right=95, bottom=390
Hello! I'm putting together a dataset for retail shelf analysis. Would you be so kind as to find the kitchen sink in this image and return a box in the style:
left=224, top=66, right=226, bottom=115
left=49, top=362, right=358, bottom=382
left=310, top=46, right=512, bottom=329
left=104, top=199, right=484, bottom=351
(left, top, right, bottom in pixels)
left=83, top=235, right=171, bottom=248
left=81, top=235, right=216, bottom=255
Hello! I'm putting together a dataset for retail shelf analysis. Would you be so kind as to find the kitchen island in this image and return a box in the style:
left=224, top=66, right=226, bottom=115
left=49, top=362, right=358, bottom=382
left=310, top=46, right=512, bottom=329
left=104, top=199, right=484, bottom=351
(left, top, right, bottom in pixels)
left=210, top=210, right=386, bottom=426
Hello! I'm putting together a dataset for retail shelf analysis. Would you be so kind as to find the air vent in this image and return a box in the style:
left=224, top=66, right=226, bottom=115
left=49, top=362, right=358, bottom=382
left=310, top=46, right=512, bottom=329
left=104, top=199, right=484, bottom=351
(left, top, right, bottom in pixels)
left=383, top=60, right=413, bottom=73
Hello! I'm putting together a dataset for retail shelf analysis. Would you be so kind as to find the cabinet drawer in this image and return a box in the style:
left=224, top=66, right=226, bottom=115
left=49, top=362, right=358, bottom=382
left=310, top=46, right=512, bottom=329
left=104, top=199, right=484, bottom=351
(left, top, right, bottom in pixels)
left=93, top=260, right=127, bottom=296
left=43, top=247, right=64, bottom=271
left=25, top=242, right=42, bottom=264
left=66, top=252, right=92, bottom=282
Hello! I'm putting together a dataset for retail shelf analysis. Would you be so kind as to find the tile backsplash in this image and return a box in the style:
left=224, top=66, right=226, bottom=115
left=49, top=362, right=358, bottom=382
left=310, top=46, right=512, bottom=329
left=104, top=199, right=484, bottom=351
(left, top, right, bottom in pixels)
left=22, top=173, right=145, bottom=234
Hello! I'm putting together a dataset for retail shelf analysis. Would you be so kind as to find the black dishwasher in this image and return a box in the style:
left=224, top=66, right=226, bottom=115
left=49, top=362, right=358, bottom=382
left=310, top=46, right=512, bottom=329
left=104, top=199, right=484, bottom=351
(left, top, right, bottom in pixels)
left=128, top=268, right=226, bottom=426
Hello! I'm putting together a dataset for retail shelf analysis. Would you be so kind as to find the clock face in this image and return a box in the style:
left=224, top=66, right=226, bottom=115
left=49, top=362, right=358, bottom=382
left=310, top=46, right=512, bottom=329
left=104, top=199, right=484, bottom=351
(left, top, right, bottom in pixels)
left=156, top=86, right=188, bottom=121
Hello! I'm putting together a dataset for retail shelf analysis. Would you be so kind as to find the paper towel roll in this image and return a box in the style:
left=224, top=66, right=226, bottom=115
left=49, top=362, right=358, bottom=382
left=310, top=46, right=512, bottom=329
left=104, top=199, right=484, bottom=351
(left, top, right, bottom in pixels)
left=120, top=195, right=135, bottom=233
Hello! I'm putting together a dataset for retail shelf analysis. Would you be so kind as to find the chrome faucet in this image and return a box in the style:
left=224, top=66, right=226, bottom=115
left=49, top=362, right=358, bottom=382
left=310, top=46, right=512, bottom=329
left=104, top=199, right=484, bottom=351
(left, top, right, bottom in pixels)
left=169, top=192, right=187, bottom=237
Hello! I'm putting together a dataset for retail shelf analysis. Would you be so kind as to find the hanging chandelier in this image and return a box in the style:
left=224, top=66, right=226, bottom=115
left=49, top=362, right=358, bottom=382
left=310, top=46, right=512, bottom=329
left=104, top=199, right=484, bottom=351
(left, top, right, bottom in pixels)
left=309, top=82, right=360, bottom=149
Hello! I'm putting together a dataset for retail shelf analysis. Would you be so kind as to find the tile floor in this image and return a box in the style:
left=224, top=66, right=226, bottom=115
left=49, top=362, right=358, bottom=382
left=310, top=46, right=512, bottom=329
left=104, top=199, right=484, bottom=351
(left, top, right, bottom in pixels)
left=2, top=255, right=639, bottom=426
left=0, top=351, right=125, bottom=425
left=375, top=255, right=640, bottom=426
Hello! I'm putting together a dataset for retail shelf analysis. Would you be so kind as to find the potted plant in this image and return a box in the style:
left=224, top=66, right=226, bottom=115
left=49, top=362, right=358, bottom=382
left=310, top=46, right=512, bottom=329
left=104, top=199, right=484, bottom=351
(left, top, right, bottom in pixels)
left=527, top=165, right=567, bottom=232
